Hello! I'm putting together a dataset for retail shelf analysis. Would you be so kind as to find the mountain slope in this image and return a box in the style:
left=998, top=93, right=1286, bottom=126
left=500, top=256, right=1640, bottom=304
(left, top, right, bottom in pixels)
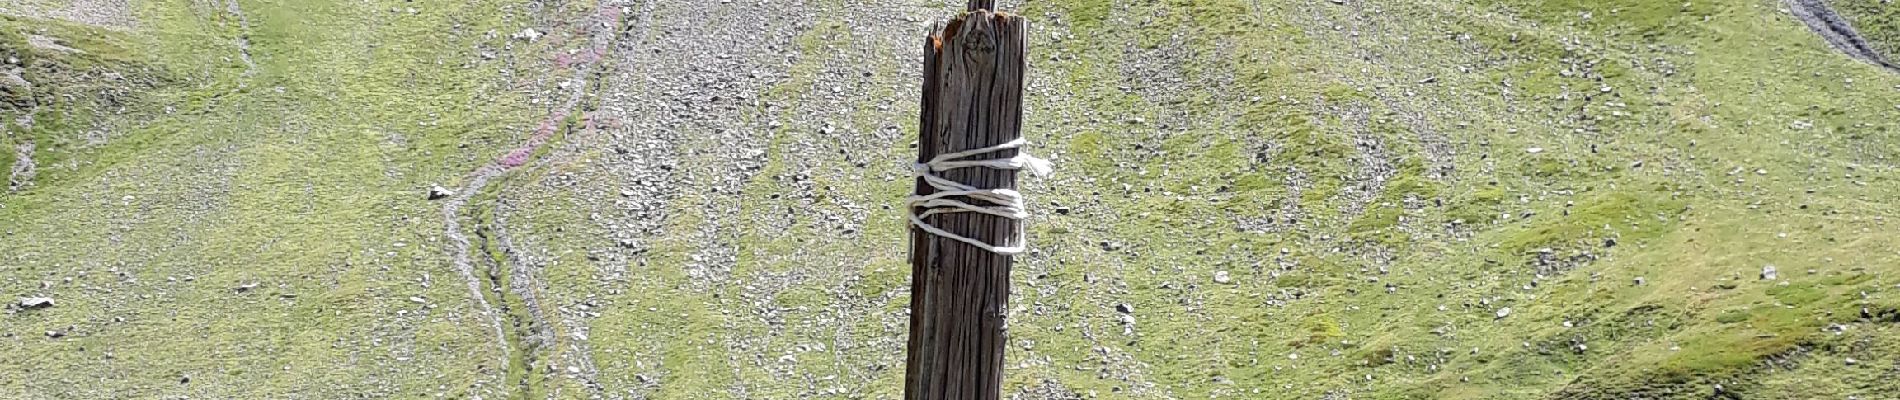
left=3, top=0, right=1897, bottom=399
left=1828, top=0, right=1900, bottom=63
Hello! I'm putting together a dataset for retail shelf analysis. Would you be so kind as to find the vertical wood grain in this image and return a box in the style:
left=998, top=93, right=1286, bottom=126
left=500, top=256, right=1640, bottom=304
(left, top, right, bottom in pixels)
left=904, top=8, right=1026, bottom=400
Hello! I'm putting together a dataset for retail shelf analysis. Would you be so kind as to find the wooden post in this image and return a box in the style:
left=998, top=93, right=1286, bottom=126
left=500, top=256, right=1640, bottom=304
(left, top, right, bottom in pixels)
left=904, top=2, right=1025, bottom=399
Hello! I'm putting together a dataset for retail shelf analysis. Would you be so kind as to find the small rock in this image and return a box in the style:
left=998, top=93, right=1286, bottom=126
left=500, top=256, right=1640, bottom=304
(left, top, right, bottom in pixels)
left=1761, top=265, right=1778, bottom=281
left=1527, top=147, right=1544, bottom=154
left=1844, top=357, right=1858, bottom=366
left=1633, top=277, right=1646, bottom=286
left=17, top=297, right=53, bottom=309
left=234, top=282, right=260, bottom=292
left=1213, top=271, right=1232, bottom=284
left=46, top=330, right=64, bottom=338
left=512, top=28, right=542, bottom=41
left=409, top=296, right=428, bottom=304
left=1495, top=307, right=1512, bottom=319
left=428, top=185, right=455, bottom=200
left=1115, top=303, right=1134, bottom=314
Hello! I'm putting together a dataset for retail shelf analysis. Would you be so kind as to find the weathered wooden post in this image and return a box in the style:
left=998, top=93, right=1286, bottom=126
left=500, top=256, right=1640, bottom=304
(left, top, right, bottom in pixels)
left=904, top=1, right=1039, bottom=399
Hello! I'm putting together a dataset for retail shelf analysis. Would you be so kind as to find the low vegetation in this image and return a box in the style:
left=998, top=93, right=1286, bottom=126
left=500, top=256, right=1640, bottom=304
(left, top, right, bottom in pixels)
left=3, top=0, right=1896, bottom=398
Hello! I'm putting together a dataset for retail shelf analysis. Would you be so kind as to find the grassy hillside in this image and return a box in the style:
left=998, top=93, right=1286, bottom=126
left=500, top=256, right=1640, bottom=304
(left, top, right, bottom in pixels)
left=3, top=0, right=1897, bottom=399
left=1833, top=0, right=1900, bottom=60
left=2, top=0, right=563, bottom=397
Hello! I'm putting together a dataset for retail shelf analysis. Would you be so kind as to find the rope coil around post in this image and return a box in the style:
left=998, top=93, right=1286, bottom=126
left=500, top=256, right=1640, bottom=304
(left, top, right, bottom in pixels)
left=906, top=138, right=1051, bottom=255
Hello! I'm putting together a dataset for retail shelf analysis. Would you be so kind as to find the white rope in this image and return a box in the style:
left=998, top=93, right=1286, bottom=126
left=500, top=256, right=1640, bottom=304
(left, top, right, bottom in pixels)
left=907, top=138, right=1052, bottom=255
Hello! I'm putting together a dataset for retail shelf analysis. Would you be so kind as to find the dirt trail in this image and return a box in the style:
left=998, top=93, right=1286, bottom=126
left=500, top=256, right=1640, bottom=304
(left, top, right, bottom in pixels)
left=8, top=141, right=34, bottom=192
left=1788, top=0, right=1898, bottom=71
left=222, top=0, right=257, bottom=79
left=440, top=1, right=637, bottom=397
left=442, top=170, right=513, bottom=375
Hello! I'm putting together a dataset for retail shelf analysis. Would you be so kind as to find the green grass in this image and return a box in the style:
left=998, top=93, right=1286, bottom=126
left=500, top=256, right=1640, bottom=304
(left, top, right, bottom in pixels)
left=5, top=0, right=1900, bottom=398
left=3, top=0, right=545, bottom=397
left=1, top=17, right=163, bottom=194
left=1833, top=0, right=1900, bottom=60
left=1009, top=0, right=1900, bottom=398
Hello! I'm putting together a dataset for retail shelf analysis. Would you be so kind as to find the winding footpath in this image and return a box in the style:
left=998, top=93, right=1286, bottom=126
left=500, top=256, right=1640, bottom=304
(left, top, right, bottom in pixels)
left=222, top=0, right=256, bottom=80
left=7, top=141, right=33, bottom=192
left=440, top=1, right=640, bottom=397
